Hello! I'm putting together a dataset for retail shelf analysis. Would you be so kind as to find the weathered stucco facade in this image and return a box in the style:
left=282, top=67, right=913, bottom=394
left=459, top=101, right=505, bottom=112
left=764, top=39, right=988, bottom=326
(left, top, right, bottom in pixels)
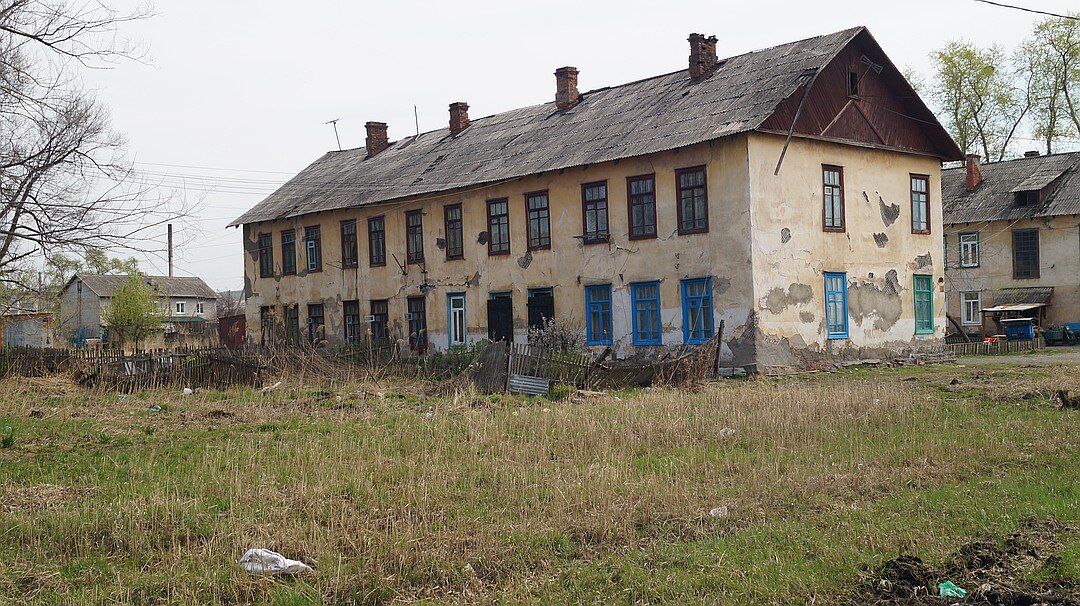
left=235, top=27, right=961, bottom=372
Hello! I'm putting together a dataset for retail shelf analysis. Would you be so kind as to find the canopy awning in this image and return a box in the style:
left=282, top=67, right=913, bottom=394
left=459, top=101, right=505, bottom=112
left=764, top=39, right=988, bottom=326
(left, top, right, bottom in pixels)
left=982, top=303, right=1045, bottom=313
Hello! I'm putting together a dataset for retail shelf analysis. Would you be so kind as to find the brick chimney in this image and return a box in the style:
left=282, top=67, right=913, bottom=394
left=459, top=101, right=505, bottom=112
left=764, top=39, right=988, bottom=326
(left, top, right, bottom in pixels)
left=688, top=33, right=719, bottom=79
left=1024, top=150, right=1040, bottom=157
left=365, top=121, right=388, bottom=157
left=965, top=154, right=982, bottom=191
left=555, top=66, right=580, bottom=110
left=449, top=102, right=470, bottom=134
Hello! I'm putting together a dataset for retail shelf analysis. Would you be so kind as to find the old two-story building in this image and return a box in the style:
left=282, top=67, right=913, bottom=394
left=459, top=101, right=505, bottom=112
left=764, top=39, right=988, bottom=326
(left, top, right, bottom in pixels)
left=232, top=26, right=962, bottom=373
left=943, top=152, right=1080, bottom=339
left=58, top=274, right=219, bottom=348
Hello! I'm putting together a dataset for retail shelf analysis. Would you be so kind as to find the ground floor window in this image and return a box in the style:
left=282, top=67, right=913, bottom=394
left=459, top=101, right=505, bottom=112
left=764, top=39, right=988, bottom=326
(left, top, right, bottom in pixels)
left=961, top=291, right=981, bottom=326
left=447, top=293, right=466, bottom=347
left=913, top=274, right=934, bottom=334
left=307, top=303, right=324, bottom=343
left=343, top=300, right=360, bottom=343
left=631, top=281, right=661, bottom=345
left=260, top=306, right=274, bottom=344
left=824, top=272, right=848, bottom=339
left=585, top=284, right=613, bottom=345
left=407, top=296, right=427, bottom=351
left=285, top=305, right=300, bottom=344
left=370, top=300, right=389, bottom=341
left=527, top=288, right=554, bottom=331
left=681, top=277, right=713, bottom=344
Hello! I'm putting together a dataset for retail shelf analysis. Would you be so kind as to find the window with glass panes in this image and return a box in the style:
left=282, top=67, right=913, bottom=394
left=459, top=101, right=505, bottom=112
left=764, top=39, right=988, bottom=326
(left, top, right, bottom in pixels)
left=1012, top=229, right=1039, bottom=279
left=285, top=305, right=300, bottom=343
left=281, top=230, right=296, bottom=275
left=959, top=232, right=979, bottom=267
left=676, top=166, right=708, bottom=234
left=444, top=204, right=463, bottom=259
left=631, top=282, right=662, bottom=345
left=447, top=293, right=466, bottom=346
left=258, top=233, right=273, bottom=278
left=961, top=292, right=981, bottom=326
left=526, top=191, right=551, bottom=250
left=304, top=226, right=322, bottom=271
left=406, top=210, right=424, bottom=263
left=581, top=181, right=608, bottom=243
left=340, top=220, right=358, bottom=268
left=913, top=274, right=934, bottom=334
left=911, top=175, right=930, bottom=234
left=307, top=303, right=324, bottom=342
left=343, top=300, right=360, bottom=343
left=584, top=284, right=613, bottom=345
left=368, top=216, right=386, bottom=266
left=681, top=278, right=714, bottom=344
left=370, top=299, right=389, bottom=340
left=487, top=198, right=510, bottom=254
left=627, top=174, right=656, bottom=239
left=824, top=272, right=848, bottom=339
left=823, top=165, right=844, bottom=231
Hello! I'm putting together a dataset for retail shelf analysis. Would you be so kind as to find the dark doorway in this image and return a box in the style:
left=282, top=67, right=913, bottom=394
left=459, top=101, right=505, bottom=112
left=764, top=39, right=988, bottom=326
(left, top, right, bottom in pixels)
left=527, top=288, right=554, bottom=330
left=487, top=293, right=513, bottom=343
left=407, top=296, right=427, bottom=352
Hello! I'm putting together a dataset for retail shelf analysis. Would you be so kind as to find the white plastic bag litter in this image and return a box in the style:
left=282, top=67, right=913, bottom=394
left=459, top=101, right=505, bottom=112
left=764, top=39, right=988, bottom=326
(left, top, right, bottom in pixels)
left=239, top=548, right=313, bottom=575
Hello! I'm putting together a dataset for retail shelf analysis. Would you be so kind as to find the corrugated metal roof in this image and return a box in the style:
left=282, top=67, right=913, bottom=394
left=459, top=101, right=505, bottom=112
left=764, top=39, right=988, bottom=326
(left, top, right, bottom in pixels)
left=992, top=287, right=1053, bottom=306
left=73, top=274, right=218, bottom=299
left=230, top=27, right=866, bottom=227
left=943, top=152, right=1080, bottom=223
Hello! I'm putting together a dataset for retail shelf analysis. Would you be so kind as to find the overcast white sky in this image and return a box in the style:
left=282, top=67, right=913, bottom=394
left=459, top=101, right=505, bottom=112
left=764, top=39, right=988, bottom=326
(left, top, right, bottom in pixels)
left=80, top=0, right=1079, bottom=290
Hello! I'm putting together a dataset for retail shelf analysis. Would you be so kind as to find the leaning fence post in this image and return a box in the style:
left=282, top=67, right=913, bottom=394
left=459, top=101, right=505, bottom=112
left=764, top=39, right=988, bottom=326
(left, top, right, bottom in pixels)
left=712, top=320, right=725, bottom=379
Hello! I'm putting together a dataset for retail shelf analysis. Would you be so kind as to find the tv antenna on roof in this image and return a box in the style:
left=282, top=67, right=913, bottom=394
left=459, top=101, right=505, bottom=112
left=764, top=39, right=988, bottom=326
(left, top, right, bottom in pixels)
left=325, top=118, right=342, bottom=151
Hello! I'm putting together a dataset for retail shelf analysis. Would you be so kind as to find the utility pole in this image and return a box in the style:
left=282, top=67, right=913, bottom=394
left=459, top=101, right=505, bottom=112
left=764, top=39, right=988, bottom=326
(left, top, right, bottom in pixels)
left=325, top=119, right=342, bottom=151
left=167, top=223, right=174, bottom=277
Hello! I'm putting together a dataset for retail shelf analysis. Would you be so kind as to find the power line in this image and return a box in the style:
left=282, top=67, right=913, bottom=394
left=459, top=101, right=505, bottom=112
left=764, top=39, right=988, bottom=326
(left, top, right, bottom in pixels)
left=972, top=0, right=1078, bottom=20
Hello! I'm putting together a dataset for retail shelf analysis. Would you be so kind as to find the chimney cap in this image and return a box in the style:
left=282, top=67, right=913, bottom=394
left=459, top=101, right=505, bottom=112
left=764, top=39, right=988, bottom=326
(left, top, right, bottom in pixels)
left=1024, top=150, right=1041, bottom=157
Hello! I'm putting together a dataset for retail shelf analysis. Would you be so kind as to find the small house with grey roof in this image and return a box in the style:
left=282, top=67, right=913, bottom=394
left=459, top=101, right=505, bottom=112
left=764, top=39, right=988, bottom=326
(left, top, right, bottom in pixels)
left=232, top=27, right=961, bottom=372
left=58, top=274, right=219, bottom=348
left=943, top=152, right=1080, bottom=339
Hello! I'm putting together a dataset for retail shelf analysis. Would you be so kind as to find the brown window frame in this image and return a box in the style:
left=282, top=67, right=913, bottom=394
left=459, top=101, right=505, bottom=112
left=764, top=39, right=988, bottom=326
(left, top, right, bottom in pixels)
left=675, top=165, right=709, bottom=235
left=443, top=203, right=464, bottom=260
left=405, top=210, right=424, bottom=264
left=487, top=198, right=510, bottom=256
left=822, top=165, right=845, bottom=232
left=525, top=190, right=551, bottom=251
left=581, top=180, right=609, bottom=244
left=304, top=225, right=322, bottom=273
left=281, top=229, right=296, bottom=276
left=1011, top=228, right=1040, bottom=279
left=627, top=173, right=657, bottom=240
left=340, top=219, right=358, bottom=268
left=257, top=232, right=273, bottom=278
left=910, top=174, right=931, bottom=235
left=368, top=215, right=386, bottom=267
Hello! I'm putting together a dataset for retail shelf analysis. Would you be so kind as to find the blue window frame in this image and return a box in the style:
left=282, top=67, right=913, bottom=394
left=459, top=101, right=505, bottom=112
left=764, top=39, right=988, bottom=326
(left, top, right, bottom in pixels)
left=913, top=274, right=934, bottom=334
left=681, top=278, right=714, bottom=344
left=824, top=272, right=848, bottom=339
left=631, top=281, right=662, bottom=346
left=585, top=284, right=613, bottom=345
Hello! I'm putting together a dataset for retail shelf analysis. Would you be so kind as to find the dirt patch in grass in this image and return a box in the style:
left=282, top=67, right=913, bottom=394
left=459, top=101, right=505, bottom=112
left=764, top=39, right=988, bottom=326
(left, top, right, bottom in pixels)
left=853, top=517, right=1078, bottom=605
left=0, top=483, right=90, bottom=514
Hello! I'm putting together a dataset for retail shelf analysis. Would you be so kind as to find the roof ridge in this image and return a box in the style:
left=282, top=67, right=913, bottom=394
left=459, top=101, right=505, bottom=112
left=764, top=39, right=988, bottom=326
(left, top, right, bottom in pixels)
left=943, top=149, right=1080, bottom=171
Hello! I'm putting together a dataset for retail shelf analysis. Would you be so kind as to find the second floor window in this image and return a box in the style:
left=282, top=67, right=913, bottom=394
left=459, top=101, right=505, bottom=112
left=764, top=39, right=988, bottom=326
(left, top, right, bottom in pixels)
left=257, top=233, right=273, bottom=278
left=488, top=198, right=510, bottom=255
left=526, top=191, right=551, bottom=250
left=305, top=225, right=322, bottom=272
left=676, top=166, right=708, bottom=234
left=1012, top=229, right=1039, bottom=279
left=281, top=230, right=296, bottom=275
left=406, top=210, right=424, bottom=263
left=628, top=174, right=656, bottom=239
left=823, top=165, right=844, bottom=231
left=340, top=220, right=358, bottom=268
left=444, top=204, right=464, bottom=259
left=368, top=216, right=386, bottom=266
left=911, top=175, right=930, bottom=234
left=959, top=232, right=980, bottom=267
left=175, top=301, right=185, bottom=314
left=581, top=181, right=608, bottom=243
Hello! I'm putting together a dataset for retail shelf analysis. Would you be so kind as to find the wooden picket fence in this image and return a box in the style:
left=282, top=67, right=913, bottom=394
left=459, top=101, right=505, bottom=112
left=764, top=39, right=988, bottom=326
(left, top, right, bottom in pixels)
left=945, top=337, right=1045, bottom=357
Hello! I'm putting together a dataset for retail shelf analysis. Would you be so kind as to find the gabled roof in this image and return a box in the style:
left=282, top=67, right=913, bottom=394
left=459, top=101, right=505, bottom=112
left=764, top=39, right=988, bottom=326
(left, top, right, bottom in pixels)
left=232, top=27, right=880, bottom=227
left=67, top=274, right=218, bottom=299
left=943, top=152, right=1080, bottom=224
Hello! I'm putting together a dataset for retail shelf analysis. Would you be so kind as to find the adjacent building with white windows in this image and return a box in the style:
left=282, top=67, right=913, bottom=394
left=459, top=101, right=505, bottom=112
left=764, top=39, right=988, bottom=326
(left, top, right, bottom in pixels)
left=942, top=152, right=1080, bottom=339
left=232, top=27, right=962, bottom=372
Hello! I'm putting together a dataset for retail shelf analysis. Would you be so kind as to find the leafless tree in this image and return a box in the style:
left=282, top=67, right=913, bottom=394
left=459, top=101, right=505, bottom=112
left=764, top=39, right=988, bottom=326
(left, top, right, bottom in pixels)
left=1, top=1, right=185, bottom=295
left=216, top=290, right=244, bottom=318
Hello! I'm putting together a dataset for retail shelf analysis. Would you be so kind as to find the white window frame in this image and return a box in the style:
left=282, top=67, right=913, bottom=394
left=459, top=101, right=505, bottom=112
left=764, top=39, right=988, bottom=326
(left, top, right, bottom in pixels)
left=196, top=301, right=205, bottom=315
left=175, top=301, right=185, bottom=314
left=959, top=232, right=980, bottom=268
left=447, top=293, right=466, bottom=347
left=961, top=291, right=981, bottom=326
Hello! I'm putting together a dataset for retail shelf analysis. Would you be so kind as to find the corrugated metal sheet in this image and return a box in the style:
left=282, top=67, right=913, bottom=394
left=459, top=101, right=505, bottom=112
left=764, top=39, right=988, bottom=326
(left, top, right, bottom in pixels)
left=992, top=287, right=1054, bottom=306
left=1010, top=168, right=1067, bottom=192
left=943, top=152, right=1080, bottom=223
left=230, top=27, right=866, bottom=227
left=508, top=374, right=550, bottom=396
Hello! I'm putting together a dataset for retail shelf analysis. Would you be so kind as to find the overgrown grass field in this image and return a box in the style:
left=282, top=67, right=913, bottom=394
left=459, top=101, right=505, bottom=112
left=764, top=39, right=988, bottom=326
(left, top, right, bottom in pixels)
left=0, top=360, right=1077, bottom=604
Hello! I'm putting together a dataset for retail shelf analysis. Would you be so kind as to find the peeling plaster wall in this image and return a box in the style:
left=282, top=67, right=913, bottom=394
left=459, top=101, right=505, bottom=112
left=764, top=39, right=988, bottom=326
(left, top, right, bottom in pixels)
left=242, top=137, right=757, bottom=364
left=944, top=215, right=1080, bottom=331
left=744, top=133, right=946, bottom=372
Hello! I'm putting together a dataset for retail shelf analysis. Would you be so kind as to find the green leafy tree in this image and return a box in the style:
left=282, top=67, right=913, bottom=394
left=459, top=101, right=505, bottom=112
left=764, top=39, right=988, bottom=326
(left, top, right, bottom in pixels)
left=101, top=273, right=162, bottom=351
left=1021, top=15, right=1080, bottom=154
